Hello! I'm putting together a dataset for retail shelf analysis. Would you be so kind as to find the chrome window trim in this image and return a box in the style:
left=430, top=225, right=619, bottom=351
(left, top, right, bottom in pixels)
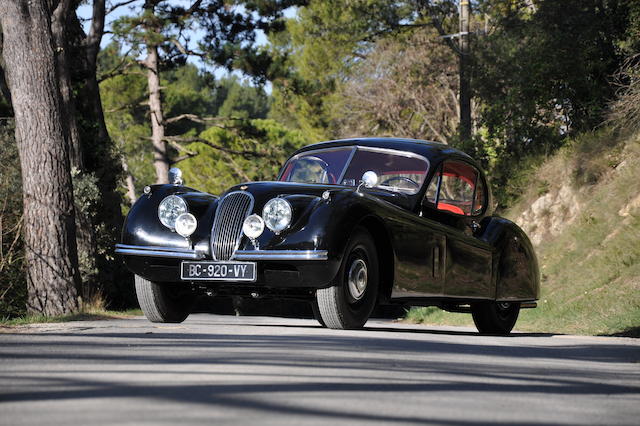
left=336, top=146, right=357, bottom=184
left=349, top=146, right=430, bottom=195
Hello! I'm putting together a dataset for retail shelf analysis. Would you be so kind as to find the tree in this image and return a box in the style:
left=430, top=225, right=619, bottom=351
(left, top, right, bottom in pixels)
left=110, top=0, right=302, bottom=184
left=178, top=119, right=306, bottom=195
left=0, top=0, right=80, bottom=315
left=337, top=28, right=459, bottom=143
left=269, top=0, right=464, bottom=142
left=99, top=46, right=273, bottom=199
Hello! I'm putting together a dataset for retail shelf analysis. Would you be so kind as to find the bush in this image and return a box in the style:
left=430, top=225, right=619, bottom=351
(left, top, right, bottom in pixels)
left=0, top=121, right=26, bottom=319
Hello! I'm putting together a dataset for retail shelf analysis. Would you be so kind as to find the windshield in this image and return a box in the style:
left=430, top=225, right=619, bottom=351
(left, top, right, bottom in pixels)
left=280, top=146, right=429, bottom=194
left=279, top=148, right=353, bottom=185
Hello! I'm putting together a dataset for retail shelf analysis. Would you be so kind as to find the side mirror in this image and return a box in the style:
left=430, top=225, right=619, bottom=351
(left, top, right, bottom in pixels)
left=361, top=171, right=378, bottom=188
left=168, top=167, right=183, bottom=185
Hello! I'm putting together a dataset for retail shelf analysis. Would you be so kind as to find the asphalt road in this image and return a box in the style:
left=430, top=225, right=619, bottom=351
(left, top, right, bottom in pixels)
left=0, top=314, right=639, bottom=425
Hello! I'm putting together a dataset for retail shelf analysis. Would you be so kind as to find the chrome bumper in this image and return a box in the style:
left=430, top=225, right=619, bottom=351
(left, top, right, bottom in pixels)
left=115, top=244, right=206, bottom=259
left=115, top=244, right=328, bottom=261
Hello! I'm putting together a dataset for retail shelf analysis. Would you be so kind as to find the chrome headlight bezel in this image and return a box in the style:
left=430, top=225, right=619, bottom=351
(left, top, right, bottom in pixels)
left=262, top=198, right=292, bottom=234
left=158, top=195, right=188, bottom=230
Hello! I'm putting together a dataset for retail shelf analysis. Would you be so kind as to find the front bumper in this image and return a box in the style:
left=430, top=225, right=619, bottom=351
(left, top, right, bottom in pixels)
left=115, top=244, right=337, bottom=289
left=115, top=244, right=328, bottom=261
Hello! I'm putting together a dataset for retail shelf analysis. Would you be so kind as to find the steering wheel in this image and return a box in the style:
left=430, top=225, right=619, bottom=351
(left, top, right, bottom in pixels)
left=380, top=176, right=419, bottom=190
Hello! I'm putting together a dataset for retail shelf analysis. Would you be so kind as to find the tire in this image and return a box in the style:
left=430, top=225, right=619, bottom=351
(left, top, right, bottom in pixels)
left=471, top=301, right=520, bottom=335
left=135, top=275, right=195, bottom=323
left=316, top=228, right=379, bottom=329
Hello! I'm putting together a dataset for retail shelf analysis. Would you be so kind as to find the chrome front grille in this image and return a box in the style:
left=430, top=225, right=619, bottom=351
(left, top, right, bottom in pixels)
left=210, top=191, right=254, bottom=261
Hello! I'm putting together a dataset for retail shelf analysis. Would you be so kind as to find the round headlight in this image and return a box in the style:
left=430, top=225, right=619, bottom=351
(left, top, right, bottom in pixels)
left=175, top=213, right=197, bottom=238
left=158, top=195, right=187, bottom=229
left=243, top=214, right=265, bottom=239
left=262, top=198, right=292, bottom=234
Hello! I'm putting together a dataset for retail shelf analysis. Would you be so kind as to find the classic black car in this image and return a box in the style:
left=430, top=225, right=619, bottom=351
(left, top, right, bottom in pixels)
left=116, top=138, right=539, bottom=334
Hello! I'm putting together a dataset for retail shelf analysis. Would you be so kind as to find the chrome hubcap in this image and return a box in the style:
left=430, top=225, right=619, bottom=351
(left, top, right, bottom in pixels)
left=347, top=258, right=368, bottom=301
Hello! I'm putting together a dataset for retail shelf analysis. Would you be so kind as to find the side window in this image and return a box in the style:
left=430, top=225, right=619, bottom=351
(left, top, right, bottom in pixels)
left=472, top=177, right=486, bottom=215
left=425, top=166, right=441, bottom=204
left=424, top=161, right=481, bottom=216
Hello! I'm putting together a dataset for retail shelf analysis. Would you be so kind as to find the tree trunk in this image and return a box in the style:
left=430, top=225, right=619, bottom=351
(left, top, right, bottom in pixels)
left=84, top=0, right=110, bottom=145
left=459, top=0, right=472, bottom=142
left=51, top=0, right=83, bottom=170
left=0, top=0, right=81, bottom=315
left=146, top=43, right=170, bottom=184
left=52, top=0, right=100, bottom=300
left=121, top=155, right=137, bottom=204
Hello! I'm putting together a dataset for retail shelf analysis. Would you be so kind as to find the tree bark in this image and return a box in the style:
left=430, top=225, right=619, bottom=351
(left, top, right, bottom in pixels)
left=52, top=0, right=101, bottom=300
left=0, top=0, right=81, bottom=315
left=146, top=42, right=170, bottom=184
left=143, top=0, right=169, bottom=184
left=84, top=0, right=110, bottom=145
left=121, top=155, right=137, bottom=204
left=51, top=0, right=83, bottom=170
left=458, top=0, right=472, bottom=142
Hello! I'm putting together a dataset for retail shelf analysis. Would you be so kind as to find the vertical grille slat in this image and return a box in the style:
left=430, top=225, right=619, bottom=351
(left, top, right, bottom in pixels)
left=210, top=191, right=254, bottom=261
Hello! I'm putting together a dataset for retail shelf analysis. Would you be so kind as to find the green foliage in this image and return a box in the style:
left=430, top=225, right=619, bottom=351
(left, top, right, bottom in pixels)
left=0, top=122, right=26, bottom=319
left=269, top=0, right=421, bottom=141
left=100, top=43, right=276, bottom=197
left=474, top=0, right=632, bottom=154
left=217, top=78, right=270, bottom=119
left=179, top=119, right=307, bottom=194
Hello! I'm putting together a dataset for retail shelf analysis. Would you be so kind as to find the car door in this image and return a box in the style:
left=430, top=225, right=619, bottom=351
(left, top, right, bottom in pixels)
left=421, top=160, right=494, bottom=299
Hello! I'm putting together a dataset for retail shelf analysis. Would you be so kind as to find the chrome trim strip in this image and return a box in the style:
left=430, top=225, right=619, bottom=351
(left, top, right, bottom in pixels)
left=337, top=146, right=357, bottom=184
left=115, top=244, right=328, bottom=261
left=233, top=250, right=328, bottom=261
left=115, top=244, right=205, bottom=260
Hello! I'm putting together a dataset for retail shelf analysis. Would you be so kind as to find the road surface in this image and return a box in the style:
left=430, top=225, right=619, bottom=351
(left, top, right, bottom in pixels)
left=1, top=314, right=639, bottom=425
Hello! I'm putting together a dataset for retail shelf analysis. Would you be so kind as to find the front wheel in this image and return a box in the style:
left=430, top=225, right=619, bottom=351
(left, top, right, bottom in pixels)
left=471, top=301, right=520, bottom=335
left=135, top=275, right=195, bottom=323
left=316, top=228, right=379, bottom=329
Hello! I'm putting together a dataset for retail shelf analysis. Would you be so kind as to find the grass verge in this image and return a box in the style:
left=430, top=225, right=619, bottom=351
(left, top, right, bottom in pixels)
left=1, top=308, right=142, bottom=327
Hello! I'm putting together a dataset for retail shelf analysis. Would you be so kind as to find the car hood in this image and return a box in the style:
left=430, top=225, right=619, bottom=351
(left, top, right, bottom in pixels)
left=224, top=181, right=341, bottom=199
left=223, top=180, right=414, bottom=212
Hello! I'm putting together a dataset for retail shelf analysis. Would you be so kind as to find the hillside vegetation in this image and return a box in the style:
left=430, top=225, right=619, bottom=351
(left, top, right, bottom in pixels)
left=406, top=129, right=640, bottom=336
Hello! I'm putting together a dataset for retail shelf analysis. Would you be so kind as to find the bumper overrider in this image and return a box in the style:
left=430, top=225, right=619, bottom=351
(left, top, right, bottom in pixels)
left=115, top=244, right=336, bottom=289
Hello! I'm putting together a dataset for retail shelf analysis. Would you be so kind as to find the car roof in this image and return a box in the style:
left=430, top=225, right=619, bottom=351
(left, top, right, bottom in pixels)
left=293, top=137, right=478, bottom=168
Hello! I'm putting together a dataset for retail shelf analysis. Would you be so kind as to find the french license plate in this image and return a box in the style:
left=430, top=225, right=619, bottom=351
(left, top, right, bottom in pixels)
left=181, top=261, right=256, bottom=282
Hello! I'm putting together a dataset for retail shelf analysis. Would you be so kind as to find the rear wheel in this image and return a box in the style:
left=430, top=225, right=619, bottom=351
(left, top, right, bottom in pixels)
left=471, top=301, right=520, bottom=335
left=135, top=275, right=195, bottom=323
left=316, top=228, right=379, bottom=329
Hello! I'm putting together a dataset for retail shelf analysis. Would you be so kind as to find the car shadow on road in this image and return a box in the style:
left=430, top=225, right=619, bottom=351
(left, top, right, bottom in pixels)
left=1, top=318, right=639, bottom=424
left=206, top=319, right=558, bottom=338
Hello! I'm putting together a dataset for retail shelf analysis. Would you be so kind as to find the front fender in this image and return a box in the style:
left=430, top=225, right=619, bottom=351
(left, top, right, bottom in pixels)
left=121, top=184, right=218, bottom=252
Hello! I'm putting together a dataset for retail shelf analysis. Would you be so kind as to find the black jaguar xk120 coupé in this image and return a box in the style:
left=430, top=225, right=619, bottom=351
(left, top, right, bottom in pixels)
left=116, top=138, right=539, bottom=334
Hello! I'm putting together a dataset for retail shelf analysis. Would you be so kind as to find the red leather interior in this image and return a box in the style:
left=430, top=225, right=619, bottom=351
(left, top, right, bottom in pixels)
left=438, top=202, right=465, bottom=215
